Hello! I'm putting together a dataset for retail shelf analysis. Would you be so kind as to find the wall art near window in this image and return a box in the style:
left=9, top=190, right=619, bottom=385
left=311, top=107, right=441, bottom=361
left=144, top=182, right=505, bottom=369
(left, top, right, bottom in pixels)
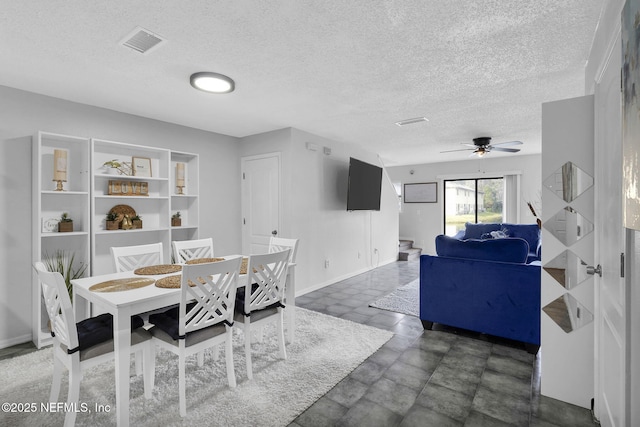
left=404, top=182, right=437, bottom=203
left=622, top=0, right=640, bottom=230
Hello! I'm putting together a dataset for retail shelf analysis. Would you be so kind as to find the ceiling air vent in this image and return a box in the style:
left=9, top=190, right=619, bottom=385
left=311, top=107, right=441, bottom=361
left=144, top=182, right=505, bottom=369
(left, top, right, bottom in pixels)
left=120, top=27, right=165, bottom=54
left=395, top=117, right=429, bottom=126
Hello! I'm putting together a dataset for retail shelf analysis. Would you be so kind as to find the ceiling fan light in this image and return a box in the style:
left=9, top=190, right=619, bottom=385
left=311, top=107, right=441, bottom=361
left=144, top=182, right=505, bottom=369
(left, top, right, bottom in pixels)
left=190, top=72, right=235, bottom=94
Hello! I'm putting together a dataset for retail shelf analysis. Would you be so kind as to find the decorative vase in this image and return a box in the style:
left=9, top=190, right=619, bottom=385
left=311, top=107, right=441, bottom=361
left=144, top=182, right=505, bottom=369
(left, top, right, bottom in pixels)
left=58, top=221, right=73, bottom=232
left=121, top=215, right=133, bottom=230
left=107, top=167, right=119, bottom=175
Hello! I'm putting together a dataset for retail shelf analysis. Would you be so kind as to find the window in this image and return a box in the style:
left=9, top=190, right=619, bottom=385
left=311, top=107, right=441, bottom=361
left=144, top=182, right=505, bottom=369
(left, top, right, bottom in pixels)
left=444, top=178, right=504, bottom=236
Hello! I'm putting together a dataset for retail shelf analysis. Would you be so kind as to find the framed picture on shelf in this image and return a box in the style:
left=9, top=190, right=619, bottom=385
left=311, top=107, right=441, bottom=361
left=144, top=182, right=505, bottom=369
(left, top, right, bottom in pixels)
left=132, top=157, right=152, bottom=177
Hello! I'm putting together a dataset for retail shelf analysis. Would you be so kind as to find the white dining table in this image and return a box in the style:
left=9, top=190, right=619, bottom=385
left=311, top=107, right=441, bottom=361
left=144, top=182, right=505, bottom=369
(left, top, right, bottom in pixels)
left=71, top=259, right=296, bottom=427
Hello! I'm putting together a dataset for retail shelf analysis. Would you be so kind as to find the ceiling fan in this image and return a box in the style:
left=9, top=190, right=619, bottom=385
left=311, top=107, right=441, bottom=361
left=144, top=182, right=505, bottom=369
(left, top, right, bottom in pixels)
left=441, top=137, right=523, bottom=157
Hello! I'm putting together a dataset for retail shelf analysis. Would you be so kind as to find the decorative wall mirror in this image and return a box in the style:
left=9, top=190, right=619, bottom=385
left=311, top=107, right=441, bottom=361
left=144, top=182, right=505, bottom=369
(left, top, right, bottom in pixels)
left=543, top=250, right=590, bottom=290
left=542, top=293, right=594, bottom=333
left=543, top=161, right=594, bottom=203
left=543, top=206, right=594, bottom=246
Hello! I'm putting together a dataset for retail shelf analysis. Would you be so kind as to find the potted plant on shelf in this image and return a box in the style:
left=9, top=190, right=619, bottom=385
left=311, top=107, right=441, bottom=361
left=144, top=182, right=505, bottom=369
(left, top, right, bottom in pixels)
left=106, top=212, right=120, bottom=230
left=171, top=211, right=181, bottom=227
left=132, top=215, right=142, bottom=229
left=58, top=212, right=73, bottom=232
left=103, top=159, right=122, bottom=175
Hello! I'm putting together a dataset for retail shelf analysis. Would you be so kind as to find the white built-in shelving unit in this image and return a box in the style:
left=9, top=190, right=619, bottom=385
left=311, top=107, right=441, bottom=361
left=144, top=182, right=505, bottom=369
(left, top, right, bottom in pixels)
left=32, top=132, right=91, bottom=348
left=32, top=133, right=200, bottom=347
left=170, top=151, right=200, bottom=246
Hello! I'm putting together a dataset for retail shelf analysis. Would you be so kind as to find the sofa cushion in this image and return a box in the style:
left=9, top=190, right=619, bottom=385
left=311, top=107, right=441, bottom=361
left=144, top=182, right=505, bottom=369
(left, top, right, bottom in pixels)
left=463, top=222, right=502, bottom=240
left=463, top=222, right=541, bottom=262
left=435, top=234, right=529, bottom=264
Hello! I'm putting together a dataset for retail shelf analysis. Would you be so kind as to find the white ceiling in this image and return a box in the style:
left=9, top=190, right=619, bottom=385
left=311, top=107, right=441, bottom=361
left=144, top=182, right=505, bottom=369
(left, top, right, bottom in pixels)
left=0, top=1, right=603, bottom=166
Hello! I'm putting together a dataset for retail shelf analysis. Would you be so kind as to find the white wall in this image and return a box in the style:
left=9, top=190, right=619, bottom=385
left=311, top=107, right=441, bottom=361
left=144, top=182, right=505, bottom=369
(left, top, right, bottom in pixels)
left=0, top=85, right=242, bottom=348
left=387, top=154, right=541, bottom=255
left=239, top=128, right=399, bottom=295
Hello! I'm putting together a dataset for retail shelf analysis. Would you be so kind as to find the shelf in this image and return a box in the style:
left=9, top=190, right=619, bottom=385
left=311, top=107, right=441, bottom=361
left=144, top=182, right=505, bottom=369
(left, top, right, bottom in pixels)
left=42, top=231, right=89, bottom=237
left=95, top=195, right=170, bottom=200
left=94, top=174, right=169, bottom=182
left=95, top=227, right=169, bottom=235
left=41, top=190, right=90, bottom=196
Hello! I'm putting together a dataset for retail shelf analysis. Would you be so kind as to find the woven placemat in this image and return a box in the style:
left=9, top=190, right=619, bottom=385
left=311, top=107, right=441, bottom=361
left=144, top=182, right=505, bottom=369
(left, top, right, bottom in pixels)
left=90, top=277, right=155, bottom=292
left=155, top=275, right=183, bottom=288
left=185, top=257, right=225, bottom=265
left=134, top=264, right=182, bottom=275
left=155, top=274, right=207, bottom=288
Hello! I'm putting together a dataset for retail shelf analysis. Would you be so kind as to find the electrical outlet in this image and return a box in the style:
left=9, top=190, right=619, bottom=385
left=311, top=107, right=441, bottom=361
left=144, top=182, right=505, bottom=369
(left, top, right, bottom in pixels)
left=357, top=252, right=361, bottom=259
left=374, top=248, right=378, bottom=254
left=324, top=259, right=330, bottom=268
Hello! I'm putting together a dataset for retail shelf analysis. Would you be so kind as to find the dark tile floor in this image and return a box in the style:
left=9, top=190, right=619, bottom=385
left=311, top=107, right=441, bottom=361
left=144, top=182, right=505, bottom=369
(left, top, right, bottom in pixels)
left=290, top=260, right=597, bottom=427
left=0, top=260, right=598, bottom=426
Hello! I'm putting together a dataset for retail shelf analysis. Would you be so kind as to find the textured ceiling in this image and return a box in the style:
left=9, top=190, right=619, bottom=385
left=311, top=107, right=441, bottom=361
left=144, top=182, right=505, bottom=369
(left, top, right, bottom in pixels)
left=0, top=1, right=603, bottom=166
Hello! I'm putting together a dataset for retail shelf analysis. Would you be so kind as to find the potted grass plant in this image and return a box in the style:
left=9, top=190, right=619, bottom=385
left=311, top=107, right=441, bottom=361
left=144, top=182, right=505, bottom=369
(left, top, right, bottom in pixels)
left=42, top=250, right=88, bottom=301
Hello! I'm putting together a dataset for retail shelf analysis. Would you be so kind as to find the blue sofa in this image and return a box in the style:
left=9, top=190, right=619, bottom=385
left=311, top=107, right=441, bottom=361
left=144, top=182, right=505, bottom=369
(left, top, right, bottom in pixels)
left=420, top=224, right=541, bottom=352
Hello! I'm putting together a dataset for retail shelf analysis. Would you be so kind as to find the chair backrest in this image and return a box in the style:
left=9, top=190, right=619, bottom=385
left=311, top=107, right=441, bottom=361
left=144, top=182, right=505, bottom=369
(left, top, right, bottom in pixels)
left=268, top=237, right=299, bottom=264
left=180, top=256, right=242, bottom=337
left=244, top=249, right=290, bottom=314
left=34, top=262, right=78, bottom=351
left=111, top=242, right=163, bottom=273
left=172, top=238, right=214, bottom=264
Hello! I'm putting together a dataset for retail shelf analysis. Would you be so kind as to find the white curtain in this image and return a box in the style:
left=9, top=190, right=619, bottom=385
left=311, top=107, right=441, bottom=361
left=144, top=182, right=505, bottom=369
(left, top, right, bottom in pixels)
left=503, top=173, right=521, bottom=223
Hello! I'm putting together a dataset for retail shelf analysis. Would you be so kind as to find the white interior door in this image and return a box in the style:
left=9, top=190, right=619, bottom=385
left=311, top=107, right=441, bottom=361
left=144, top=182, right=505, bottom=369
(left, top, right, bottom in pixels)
left=594, top=34, right=628, bottom=427
left=241, top=153, right=280, bottom=255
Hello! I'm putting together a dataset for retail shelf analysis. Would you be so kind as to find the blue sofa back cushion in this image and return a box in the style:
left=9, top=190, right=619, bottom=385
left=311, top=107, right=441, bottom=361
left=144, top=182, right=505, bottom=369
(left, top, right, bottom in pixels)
left=463, top=222, right=540, bottom=252
left=435, top=234, right=529, bottom=264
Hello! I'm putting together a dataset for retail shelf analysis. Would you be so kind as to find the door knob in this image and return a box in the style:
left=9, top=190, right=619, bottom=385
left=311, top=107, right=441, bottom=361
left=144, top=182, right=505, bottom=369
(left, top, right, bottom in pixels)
left=586, top=264, right=602, bottom=277
left=272, top=230, right=278, bottom=236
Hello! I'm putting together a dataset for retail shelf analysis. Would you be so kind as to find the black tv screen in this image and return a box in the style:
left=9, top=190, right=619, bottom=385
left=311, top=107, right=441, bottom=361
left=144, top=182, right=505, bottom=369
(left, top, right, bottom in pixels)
left=346, top=157, right=383, bottom=211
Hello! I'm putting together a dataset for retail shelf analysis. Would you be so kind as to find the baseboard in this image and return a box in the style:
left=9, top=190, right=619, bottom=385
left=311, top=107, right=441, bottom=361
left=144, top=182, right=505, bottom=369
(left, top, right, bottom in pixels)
left=296, top=257, right=397, bottom=297
left=0, top=333, right=32, bottom=350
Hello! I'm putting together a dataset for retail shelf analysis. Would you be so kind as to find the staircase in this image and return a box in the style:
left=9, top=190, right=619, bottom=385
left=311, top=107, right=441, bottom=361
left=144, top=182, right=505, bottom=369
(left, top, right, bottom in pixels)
left=398, top=240, right=422, bottom=261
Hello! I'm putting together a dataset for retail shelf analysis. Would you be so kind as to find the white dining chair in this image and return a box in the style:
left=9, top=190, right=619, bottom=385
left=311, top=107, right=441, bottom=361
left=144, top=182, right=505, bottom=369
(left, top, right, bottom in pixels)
left=234, top=249, right=290, bottom=380
left=34, top=262, right=155, bottom=427
left=172, top=238, right=214, bottom=264
left=110, top=242, right=164, bottom=273
left=268, top=237, right=299, bottom=343
left=148, top=256, right=242, bottom=417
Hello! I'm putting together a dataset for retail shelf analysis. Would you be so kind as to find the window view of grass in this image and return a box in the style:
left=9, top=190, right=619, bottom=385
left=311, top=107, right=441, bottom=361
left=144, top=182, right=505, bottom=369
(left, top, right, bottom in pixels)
left=444, top=178, right=504, bottom=236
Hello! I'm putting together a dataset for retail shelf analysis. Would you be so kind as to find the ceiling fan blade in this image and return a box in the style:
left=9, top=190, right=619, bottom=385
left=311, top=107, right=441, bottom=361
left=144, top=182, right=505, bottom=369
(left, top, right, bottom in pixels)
left=440, top=148, right=474, bottom=153
left=492, top=140, right=523, bottom=147
left=490, top=147, right=521, bottom=153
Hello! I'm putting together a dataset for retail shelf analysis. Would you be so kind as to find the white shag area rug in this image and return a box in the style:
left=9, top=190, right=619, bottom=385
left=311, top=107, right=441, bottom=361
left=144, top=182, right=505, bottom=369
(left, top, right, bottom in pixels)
left=0, top=308, right=391, bottom=427
left=369, top=279, right=419, bottom=317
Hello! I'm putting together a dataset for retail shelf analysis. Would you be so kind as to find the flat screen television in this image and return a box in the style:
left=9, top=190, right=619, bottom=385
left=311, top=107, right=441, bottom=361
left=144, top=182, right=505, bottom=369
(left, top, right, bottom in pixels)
left=346, top=157, right=383, bottom=211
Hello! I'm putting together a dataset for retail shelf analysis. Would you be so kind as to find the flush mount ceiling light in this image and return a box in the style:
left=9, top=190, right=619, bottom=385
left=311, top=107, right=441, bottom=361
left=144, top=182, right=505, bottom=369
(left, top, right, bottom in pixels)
left=190, top=72, right=235, bottom=94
